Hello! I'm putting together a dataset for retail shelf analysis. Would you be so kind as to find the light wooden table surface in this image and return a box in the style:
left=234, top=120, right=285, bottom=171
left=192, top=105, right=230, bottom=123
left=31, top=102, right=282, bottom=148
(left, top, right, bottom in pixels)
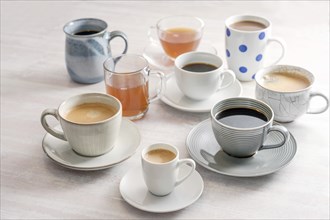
left=1, top=1, right=329, bottom=219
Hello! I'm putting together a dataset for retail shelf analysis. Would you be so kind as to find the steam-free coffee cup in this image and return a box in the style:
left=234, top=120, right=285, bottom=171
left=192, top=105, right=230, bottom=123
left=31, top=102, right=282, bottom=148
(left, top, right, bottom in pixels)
left=148, top=15, right=204, bottom=59
left=141, top=143, right=196, bottom=196
left=225, top=15, right=286, bottom=81
left=63, top=18, right=128, bottom=84
left=104, top=54, right=164, bottom=120
left=255, top=65, right=329, bottom=122
left=211, top=97, right=290, bottom=158
left=41, top=93, right=122, bottom=156
left=174, top=52, right=236, bottom=100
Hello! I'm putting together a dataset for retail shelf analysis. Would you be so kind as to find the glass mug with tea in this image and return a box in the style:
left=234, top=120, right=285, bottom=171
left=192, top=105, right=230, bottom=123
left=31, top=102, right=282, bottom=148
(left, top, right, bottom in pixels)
left=104, top=54, right=164, bottom=120
left=255, top=65, right=329, bottom=122
left=141, top=143, right=196, bottom=196
left=40, top=93, right=122, bottom=157
left=225, top=15, right=286, bottom=81
left=63, top=18, right=128, bottom=84
left=148, top=15, right=204, bottom=59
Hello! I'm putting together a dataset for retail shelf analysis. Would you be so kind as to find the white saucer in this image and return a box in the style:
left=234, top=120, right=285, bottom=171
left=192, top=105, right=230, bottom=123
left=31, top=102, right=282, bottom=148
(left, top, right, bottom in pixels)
left=42, top=119, right=141, bottom=171
left=143, top=41, right=217, bottom=71
left=161, top=74, right=243, bottom=113
left=119, top=164, right=204, bottom=213
left=186, top=119, right=297, bottom=177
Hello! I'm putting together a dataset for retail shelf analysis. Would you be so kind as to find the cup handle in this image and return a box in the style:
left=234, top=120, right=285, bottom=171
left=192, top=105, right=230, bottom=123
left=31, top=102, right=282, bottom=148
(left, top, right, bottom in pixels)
left=175, top=158, right=196, bottom=187
left=40, top=109, right=67, bottom=141
left=104, top=30, right=128, bottom=63
left=148, top=71, right=165, bottom=103
left=260, top=125, right=290, bottom=150
left=147, top=26, right=159, bottom=45
left=217, top=69, right=236, bottom=90
left=265, top=37, right=286, bottom=66
left=307, top=92, right=329, bottom=114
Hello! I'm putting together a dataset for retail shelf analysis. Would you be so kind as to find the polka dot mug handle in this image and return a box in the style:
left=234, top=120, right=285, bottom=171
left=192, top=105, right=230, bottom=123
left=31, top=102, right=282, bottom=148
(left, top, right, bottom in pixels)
left=218, top=69, right=236, bottom=90
left=266, top=37, right=286, bottom=66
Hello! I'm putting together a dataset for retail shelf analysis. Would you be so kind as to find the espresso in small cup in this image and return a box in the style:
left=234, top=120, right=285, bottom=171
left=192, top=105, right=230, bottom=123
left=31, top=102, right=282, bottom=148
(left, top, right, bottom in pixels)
left=41, top=93, right=122, bottom=156
left=255, top=65, right=329, bottom=122
left=141, top=143, right=195, bottom=196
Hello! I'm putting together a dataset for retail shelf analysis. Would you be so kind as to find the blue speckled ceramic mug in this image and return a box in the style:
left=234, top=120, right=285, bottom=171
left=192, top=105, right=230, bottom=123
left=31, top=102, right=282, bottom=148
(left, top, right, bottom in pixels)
left=63, top=18, right=128, bottom=84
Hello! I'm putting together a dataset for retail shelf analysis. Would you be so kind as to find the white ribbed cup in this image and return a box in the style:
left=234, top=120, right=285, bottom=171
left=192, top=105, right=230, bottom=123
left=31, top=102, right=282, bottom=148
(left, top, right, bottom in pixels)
left=41, top=93, right=122, bottom=156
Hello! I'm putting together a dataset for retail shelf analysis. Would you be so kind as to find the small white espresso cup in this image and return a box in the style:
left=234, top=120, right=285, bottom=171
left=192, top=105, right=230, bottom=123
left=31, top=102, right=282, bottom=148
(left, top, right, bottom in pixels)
left=141, top=143, right=196, bottom=196
left=174, top=52, right=236, bottom=100
left=41, top=93, right=122, bottom=156
left=225, top=15, right=286, bottom=81
left=255, top=65, right=329, bottom=122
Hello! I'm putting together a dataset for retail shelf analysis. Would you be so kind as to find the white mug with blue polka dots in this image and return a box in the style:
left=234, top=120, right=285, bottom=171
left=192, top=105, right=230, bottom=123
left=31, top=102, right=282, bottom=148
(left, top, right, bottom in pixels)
left=225, top=15, right=286, bottom=81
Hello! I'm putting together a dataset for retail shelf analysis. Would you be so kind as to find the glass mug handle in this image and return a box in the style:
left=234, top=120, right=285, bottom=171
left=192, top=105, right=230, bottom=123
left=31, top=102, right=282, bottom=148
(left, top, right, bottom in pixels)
left=174, top=158, right=196, bottom=187
left=147, top=26, right=159, bottom=44
left=260, top=125, right=290, bottom=150
left=104, top=30, right=128, bottom=63
left=307, top=92, right=329, bottom=114
left=40, top=109, right=67, bottom=141
left=266, top=37, right=286, bottom=66
left=217, top=69, right=236, bottom=90
left=148, top=71, right=165, bottom=103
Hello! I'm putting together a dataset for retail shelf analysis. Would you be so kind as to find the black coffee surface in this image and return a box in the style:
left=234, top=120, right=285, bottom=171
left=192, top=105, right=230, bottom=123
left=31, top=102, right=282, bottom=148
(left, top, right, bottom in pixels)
left=182, top=63, right=218, bottom=72
left=216, top=108, right=268, bottom=128
left=74, top=30, right=99, bottom=35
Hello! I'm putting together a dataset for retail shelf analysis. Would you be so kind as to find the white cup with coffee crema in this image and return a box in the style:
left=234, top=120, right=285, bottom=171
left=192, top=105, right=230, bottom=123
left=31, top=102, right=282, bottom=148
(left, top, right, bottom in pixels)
left=141, top=143, right=196, bottom=196
left=255, top=65, right=329, bottom=122
left=174, top=52, right=236, bottom=100
left=225, top=15, right=286, bottom=81
left=41, top=93, right=122, bottom=156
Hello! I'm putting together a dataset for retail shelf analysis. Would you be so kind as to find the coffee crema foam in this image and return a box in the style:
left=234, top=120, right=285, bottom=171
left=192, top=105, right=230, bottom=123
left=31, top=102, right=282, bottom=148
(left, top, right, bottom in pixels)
left=145, top=149, right=176, bottom=163
left=65, top=103, right=116, bottom=124
left=261, top=71, right=310, bottom=92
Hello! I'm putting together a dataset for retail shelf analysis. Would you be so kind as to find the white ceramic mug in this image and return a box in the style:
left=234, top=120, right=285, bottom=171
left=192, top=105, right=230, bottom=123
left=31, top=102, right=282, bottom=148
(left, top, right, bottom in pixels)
left=174, top=52, right=236, bottom=100
left=41, top=93, right=122, bottom=156
left=225, top=15, right=286, bottom=81
left=141, top=143, right=196, bottom=196
left=255, top=65, right=329, bottom=122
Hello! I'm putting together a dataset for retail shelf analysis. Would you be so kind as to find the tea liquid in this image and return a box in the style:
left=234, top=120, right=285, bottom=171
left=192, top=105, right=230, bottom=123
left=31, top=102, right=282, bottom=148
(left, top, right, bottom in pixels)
left=106, top=83, right=149, bottom=117
left=159, top=27, right=200, bottom=58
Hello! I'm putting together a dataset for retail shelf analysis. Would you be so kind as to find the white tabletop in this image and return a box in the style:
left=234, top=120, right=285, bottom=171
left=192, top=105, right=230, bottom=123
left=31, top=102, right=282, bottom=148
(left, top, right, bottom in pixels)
left=1, top=1, right=329, bottom=219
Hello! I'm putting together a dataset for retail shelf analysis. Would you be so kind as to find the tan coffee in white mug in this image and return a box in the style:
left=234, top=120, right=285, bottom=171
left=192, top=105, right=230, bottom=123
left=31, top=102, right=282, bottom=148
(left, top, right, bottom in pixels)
left=41, top=93, right=122, bottom=156
left=255, top=65, right=329, bottom=122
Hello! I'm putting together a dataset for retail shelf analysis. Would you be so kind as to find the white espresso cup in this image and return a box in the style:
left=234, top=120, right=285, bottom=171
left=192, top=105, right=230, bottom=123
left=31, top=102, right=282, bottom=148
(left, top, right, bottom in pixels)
left=174, top=52, right=236, bottom=100
left=225, top=15, right=286, bottom=81
left=41, top=93, right=122, bottom=156
left=141, top=143, right=196, bottom=196
left=255, top=65, right=329, bottom=122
